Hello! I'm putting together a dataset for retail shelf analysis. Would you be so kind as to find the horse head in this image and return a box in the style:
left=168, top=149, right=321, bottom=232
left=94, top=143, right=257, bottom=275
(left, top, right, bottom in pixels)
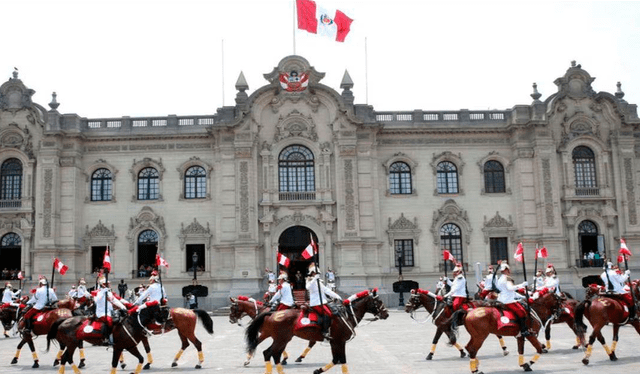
left=137, top=304, right=169, bottom=327
left=0, top=308, right=16, bottom=330
left=404, top=291, right=422, bottom=314
left=228, top=297, right=244, bottom=325
left=365, top=288, right=389, bottom=320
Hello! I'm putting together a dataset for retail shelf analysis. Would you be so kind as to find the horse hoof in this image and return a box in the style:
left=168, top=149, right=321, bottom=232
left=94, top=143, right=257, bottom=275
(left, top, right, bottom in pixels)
left=195, top=365, right=202, bottom=369
left=171, top=362, right=178, bottom=367
left=32, top=362, right=39, bottom=369
left=243, top=361, right=250, bottom=366
left=78, top=360, right=85, bottom=369
left=282, top=358, right=287, bottom=365
left=295, top=357, right=303, bottom=363
left=3, top=333, right=9, bottom=338
left=426, top=352, right=433, bottom=360
left=541, top=348, right=548, bottom=354
left=582, top=358, right=589, bottom=365
left=11, top=358, right=18, bottom=365
left=522, top=362, right=532, bottom=372
left=609, top=352, right=618, bottom=361
left=53, top=359, right=60, bottom=367
left=313, top=370, right=322, bottom=374
left=120, top=363, right=126, bottom=369
left=460, top=350, right=467, bottom=358
left=572, top=345, right=579, bottom=350
left=143, top=363, right=151, bottom=370
left=503, top=349, right=509, bottom=356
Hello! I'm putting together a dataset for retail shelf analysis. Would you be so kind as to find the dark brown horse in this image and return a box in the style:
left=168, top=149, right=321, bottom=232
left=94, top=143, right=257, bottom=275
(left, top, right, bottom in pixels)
left=539, top=292, right=583, bottom=350
left=46, top=304, right=169, bottom=374
left=575, top=281, right=640, bottom=365
left=447, top=293, right=560, bottom=373
left=246, top=289, right=389, bottom=374
left=229, top=296, right=316, bottom=365
left=128, top=307, right=214, bottom=369
left=11, top=307, right=73, bottom=368
left=1, top=295, right=28, bottom=337
left=404, top=289, right=509, bottom=360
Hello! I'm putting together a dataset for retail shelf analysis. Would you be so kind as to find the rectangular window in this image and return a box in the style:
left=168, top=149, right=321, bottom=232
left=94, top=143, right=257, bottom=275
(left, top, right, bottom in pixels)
left=91, top=246, right=107, bottom=274
left=490, top=237, right=508, bottom=265
left=186, top=244, right=205, bottom=273
left=394, top=239, right=414, bottom=267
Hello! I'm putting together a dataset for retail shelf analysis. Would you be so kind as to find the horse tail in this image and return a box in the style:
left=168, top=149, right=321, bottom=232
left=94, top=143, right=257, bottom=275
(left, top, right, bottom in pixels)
left=46, top=319, right=64, bottom=352
left=574, top=299, right=591, bottom=338
left=193, top=309, right=214, bottom=334
left=445, top=309, right=468, bottom=346
left=245, top=311, right=270, bottom=354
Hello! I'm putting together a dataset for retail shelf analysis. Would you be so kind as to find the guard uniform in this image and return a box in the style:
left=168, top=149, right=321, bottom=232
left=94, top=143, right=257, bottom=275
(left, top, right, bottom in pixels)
left=306, top=264, right=342, bottom=339
left=129, top=273, right=166, bottom=314
left=23, top=278, right=57, bottom=332
left=496, top=263, right=530, bottom=336
left=478, top=265, right=495, bottom=299
left=444, top=263, right=468, bottom=311
left=2, top=283, right=21, bottom=306
left=270, top=274, right=294, bottom=310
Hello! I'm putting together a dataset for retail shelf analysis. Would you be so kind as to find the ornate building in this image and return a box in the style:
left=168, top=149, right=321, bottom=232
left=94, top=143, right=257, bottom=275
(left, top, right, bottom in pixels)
left=1, top=56, right=638, bottom=307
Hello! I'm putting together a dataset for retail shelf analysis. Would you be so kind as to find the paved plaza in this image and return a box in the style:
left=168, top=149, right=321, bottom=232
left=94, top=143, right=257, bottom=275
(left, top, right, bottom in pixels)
left=1, top=309, right=639, bottom=374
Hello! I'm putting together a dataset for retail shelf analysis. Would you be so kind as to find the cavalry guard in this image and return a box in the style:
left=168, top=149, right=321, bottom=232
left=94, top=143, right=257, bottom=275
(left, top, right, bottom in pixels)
left=2, top=282, right=21, bottom=306
left=478, top=265, right=495, bottom=299
left=129, top=271, right=166, bottom=314
left=532, top=264, right=561, bottom=300
left=76, top=278, right=89, bottom=303
left=443, top=263, right=469, bottom=311
left=306, top=264, right=342, bottom=339
left=22, top=278, right=57, bottom=333
left=94, top=276, right=127, bottom=345
left=496, top=263, right=530, bottom=337
left=600, top=262, right=636, bottom=320
left=533, top=269, right=545, bottom=291
left=67, top=285, right=77, bottom=298
left=269, top=273, right=295, bottom=310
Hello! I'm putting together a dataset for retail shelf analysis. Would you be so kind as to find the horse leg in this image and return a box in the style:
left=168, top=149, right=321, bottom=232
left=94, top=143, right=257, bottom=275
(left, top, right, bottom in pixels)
left=171, top=332, right=190, bottom=368
left=496, top=335, right=509, bottom=356
left=110, top=348, right=124, bottom=374
left=262, top=344, right=274, bottom=374
left=119, top=353, right=126, bottom=369
left=582, top=323, right=602, bottom=365
left=604, top=325, right=618, bottom=361
left=544, top=323, right=552, bottom=350
left=281, top=350, right=288, bottom=365
left=426, top=329, right=443, bottom=360
left=27, top=337, right=39, bottom=368
left=11, top=338, right=26, bottom=364
left=314, top=342, right=343, bottom=374
left=186, top=332, right=205, bottom=369
left=64, top=346, right=81, bottom=374
left=141, top=337, right=152, bottom=370
left=125, top=345, right=145, bottom=374
left=465, top=335, right=486, bottom=374
left=245, top=331, right=267, bottom=366
left=521, top=334, right=543, bottom=371
left=54, top=342, right=65, bottom=366
left=77, top=341, right=86, bottom=369
left=295, top=341, right=315, bottom=363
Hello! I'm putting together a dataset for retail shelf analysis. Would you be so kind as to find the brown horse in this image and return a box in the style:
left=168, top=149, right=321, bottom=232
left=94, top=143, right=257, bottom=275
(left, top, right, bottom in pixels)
left=11, top=307, right=74, bottom=368
left=128, top=307, right=214, bottom=369
left=246, top=289, right=389, bottom=374
left=404, top=289, right=509, bottom=360
left=46, top=304, right=169, bottom=374
left=447, top=293, right=561, bottom=373
left=575, top=281, right=640, bottom=365
left=540, top=292, right=583, bottom=350
left=57, top=297, right=93, bottom=316
left=229, top=296, right=317, bottom=365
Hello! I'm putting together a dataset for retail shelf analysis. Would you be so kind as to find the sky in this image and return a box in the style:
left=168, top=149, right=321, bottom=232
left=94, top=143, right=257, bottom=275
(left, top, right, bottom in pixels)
left=3, top=0, right=640, bottom=118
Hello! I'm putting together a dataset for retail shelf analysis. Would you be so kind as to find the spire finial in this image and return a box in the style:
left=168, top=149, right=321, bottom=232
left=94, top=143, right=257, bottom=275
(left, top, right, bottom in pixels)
left=531, top=82, right=542, bottom=102
left=571, top=60, right=576, bottom=68
left=615, top=81, right=625, bottom=100
left=48, top=92, right=60, bottom=110
left=12, top=67, right=18, bottom=79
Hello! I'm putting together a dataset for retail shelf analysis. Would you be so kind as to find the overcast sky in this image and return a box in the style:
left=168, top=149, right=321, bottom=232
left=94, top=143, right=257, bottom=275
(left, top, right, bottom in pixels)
left=4, top=0, right=640, bottom=118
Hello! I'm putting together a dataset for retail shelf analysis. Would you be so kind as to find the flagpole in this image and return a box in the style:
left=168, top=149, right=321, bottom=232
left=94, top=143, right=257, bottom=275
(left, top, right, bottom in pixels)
left=49, top=259, right=55, bottom=306
left=104, top=248, right=109, bottom=317
left=621, top=239, right=636, bottom=312
left=221, top=39, right=225, bottom=106
left=364, top=37, right=369, bottom=104
left=519, top=243, right=532, bottom=321
left=312, top=233, right=324, bottom=308
left=293, top=0, right=297, bottom=55
left=532, top=243, right=539, bottom=291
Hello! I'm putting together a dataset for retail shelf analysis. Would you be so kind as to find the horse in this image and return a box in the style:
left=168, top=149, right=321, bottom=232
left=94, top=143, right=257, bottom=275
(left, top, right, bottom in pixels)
left=539, top=292, right=583, bottom=350
left=574, top=281, right=640, bottom=365
left=246, top=288, right=389, bottom=374
left=46, top=304, right=169, bottom=374
left=57, top=297, right=93, bottom=316
left=129, top=307, right=214, bottom=369
left=405, top=289, right=509, bottom=360
left=1, top=295, right=29, bottom=337
left=229, top=296, right=317, bottom=365
left=10, top=306, right=74, bottom=368
left=446, top=293, right=561, bottom=373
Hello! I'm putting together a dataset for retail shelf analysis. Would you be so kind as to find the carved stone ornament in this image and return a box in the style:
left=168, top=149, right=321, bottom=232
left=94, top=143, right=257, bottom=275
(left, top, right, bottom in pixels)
left=273, top=110, right=318, bottom=142
left=127, top=206, right=166, bottom=252
left=0, top=76, right=36, bottom=112
left=481, top=212, right=516, bottom=244
left=274, top=211, right=320, bottom=228
left=387, top=213, right=421, bottom=246
left=85, top=220, right=116, bottom=238
left=560, top=114, right=601, bottom=146
left=83, top=220, right=116, bottom=252
left=263, top=55, right=326, bottom=89
left=430, top=199, right=472, bottom=245
left=0, top=125, right=35, bottom=159
left=130, top=157, right=165, bottom=181
left=430, top=151, right=464, bottom=175
left=553, top=62, right=596, bottom=100
left=178, top=218, right=213, bottom=251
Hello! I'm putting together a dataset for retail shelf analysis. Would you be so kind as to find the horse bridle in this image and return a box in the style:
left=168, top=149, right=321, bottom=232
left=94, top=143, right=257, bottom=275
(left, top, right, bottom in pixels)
left=408, top=292, right=443, bottom=324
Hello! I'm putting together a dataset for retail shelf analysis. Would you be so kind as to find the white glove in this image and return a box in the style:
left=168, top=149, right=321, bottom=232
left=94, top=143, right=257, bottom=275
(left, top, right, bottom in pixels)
left=521, top=281, right=528, bottom=287
left=625, top=270, right=631, bottom=276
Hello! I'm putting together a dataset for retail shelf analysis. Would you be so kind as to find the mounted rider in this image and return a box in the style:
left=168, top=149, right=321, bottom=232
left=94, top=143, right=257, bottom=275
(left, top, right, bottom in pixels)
left=2, top=282, right=21, bottom=307
left=128, top=271, right=166, bottom=315
left=600, top=262, right=636, bottom=320
left=76, top=278, right=89, bottom=303
left=478, top=264, right=495, bottom=299
left=306, top=264, right=342, bottom=339
left=532, top=264, right=561, bottom=300
left=93, top=275, right=127, bottom=344
left=22, top=278, right=57, bottom=333
left=495, top=262, right=530, bottom=337
left=443, top=263, right=469, bottom=311
left=67, top=285, right=77, bottom=298
left=269, top=273, right=295, bottom=311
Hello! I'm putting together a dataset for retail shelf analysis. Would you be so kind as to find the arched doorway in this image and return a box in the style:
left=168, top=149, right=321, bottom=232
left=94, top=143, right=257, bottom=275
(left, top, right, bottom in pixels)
left=578, top=220, right=601, bottom=267
left=0, top=233, right=21, bottom=279
left=138, top=229, right=158, bottom=277
left=278, top=226, right=317, bottom=290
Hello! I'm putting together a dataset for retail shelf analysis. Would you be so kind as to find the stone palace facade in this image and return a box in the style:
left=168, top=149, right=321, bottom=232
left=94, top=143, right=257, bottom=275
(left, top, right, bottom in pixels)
left=1, top=56, right=639, bottom=307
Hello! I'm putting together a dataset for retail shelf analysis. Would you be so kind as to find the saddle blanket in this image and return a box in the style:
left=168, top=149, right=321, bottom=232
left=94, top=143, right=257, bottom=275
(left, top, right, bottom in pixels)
left=294, top=310, right=320, bottom=331
left=76, top=320, right=105, bottom=340
left=468, top=307, right=519, bottom=332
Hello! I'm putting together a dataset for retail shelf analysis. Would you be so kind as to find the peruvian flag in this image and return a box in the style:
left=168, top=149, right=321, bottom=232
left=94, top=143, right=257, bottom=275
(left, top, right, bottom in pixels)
left=535, top=247, right=548, bottom=259
left=53, top=258, right=69, bottom=275
left=296, top=0, right=354, bottom=42
left=103, top=246, right=112, bottom=273
left=619, top=238, right=632, bottom=259
left=156, top=253, right=169, bottom=268
left=514, top=242, right=524, bottom=262
left=17, top=271, right=24, bottom=280
left=277, top=251, right=291, bottom=268
left=302, top=235, right=318, bottom=260
left=442, top=250, right=456, bottom=263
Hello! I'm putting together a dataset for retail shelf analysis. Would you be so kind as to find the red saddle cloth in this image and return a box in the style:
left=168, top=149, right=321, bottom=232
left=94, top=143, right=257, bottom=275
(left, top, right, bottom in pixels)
left=490, top=308, right=519, bottom=333
left=294, top=310, right=321, bottom=331
left=76, top=320, right=105, bottom=340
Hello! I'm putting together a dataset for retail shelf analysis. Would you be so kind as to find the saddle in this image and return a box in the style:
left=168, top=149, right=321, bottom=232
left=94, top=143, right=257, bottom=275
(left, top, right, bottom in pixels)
left=294, top=309, right=322, bottom=331
left=76, top=319, right=106, bottom=340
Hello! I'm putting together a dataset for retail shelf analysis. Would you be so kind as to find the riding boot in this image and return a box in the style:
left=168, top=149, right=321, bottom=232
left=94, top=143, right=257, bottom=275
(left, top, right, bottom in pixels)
left=321, top=315, right=331, bottom=340
left=517, top=317, right=530, bottom=337
left=24, top=317, right=32, bottom=333
left=630, top=304, right=638, bottom=322
left=101, top=324, right=110, bottom=346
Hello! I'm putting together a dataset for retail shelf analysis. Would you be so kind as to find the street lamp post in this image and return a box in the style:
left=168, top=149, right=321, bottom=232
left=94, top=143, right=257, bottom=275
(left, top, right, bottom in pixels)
left=192, top=251, right=198, bottom=283
left=396, top=247, right=404, bottom=306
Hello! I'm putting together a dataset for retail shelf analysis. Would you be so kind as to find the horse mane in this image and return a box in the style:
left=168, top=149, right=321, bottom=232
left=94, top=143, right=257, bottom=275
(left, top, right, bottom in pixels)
left=563, top=291, right=574, bottom=299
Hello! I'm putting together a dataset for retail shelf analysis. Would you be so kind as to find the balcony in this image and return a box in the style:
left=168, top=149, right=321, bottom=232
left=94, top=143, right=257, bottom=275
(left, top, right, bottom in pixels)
left=575, top=187, right=600, bottom=196
left=0, top=199, right=22, bottom=209
left=278, top=191, right=316, bottom=201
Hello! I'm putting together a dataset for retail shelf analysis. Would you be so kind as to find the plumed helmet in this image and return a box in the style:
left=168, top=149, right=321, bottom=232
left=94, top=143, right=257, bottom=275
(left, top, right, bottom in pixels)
left=500, top=263, right=510, bottom=272
left=545, top=264, right=556, bottom=274
left=5, top=282, right=12, bottom=289
left=39, top=278, right=48, bottom=285
left=308, top=264, right=319, bottom=275
left=71, top=285, right=76, bottom=289
left=453, top=262, right=463, bottom=274
left=149, top=275, right=159, bottom=283
left=487, top=265, right=494, bottom=271
left=151, top=270, right=159, bottom=276
left=278, top=273, right=288, bottom=280
left=79, top=278, right=86, bottom=284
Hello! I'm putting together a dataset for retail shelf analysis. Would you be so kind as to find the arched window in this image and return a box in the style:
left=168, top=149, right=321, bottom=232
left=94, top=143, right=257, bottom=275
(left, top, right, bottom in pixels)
left=0, top=232, right=22, bottom=273
left=578, top=220, right=601, bottom=267
left=389, top=162, right=412, bottom=194
left=484, top=160, right=505, bottom=193
left=185, top=166, right=206, bottom=199
left=91, top=168, right=112, bottom=201
left=137, top=230, right=158, bottom=275
left=137, top=167, right=159, bottom=200
left=440, top=223, right=462, bottom=271
left=278, top=145, right=315, bottom=192
left=1, top=158, right=22, bottom=200
left=573, top=146, right=597, bottom=189
left=437, top=161, right=458, bottom=194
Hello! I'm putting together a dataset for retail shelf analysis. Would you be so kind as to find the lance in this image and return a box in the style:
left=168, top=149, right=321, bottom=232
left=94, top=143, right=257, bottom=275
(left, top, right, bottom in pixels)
left=104, top=248, right=109, bottom=319
left=621, top=242, right=637, bottom=315
left=603, top=255, right=614, bottom=291
left=49, top=259, right=55, bottom=306
left=311, top=234, right=324, bottom=308
left=520, top=244, right=533, bottom=320
left=491, top=259, right=501, bottom=292
left=443, top=250, right=451, bottom=293
left=532, top=243, right=539, bottom=291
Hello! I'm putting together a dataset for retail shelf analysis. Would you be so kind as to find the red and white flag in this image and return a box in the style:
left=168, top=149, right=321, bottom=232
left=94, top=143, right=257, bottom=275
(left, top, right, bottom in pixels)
left=535, top=247, right=548, bottom=259
left=297, top=0, right=353, bottom=42
left=619, top=238, right=633, bottom=258
left=17, top=271, right=24, bottom=280
left=442, top=250, right=456, bottom=263
left=277, top=251, right=291, bottom=268
left=103, top=246, right=111, bottom=272
left=53, top=258, right=69, bottom=275
left=156, top=253, right=169, bottom=268
left=514, top=242, right=524, bottom=262
left=302, top=235, right=318, bottom=260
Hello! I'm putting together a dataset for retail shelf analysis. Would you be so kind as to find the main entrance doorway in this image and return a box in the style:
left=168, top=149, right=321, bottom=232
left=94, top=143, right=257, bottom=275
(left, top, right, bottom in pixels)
left=278, top=226, right=317, bottom=290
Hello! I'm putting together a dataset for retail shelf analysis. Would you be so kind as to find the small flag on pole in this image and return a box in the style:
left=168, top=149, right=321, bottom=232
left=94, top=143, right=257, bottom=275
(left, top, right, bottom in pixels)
left=302, top=235, right=318, bottom=260
left=53, top=258, right=69, bottom=275
left=277, top=251, right=291, bottom=268
left=514, top=242, right=524, bottom=262
left=619, top=238, right=633, bottom=259
left=156, top=253, right=169, bottom=268
left=442, top=250, right=456, bottom=263
left=535, top=247, right=548, bottom=259
left=17, top=271, right=24, bottom=280
left=103, top=246, right=112, bottom=272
